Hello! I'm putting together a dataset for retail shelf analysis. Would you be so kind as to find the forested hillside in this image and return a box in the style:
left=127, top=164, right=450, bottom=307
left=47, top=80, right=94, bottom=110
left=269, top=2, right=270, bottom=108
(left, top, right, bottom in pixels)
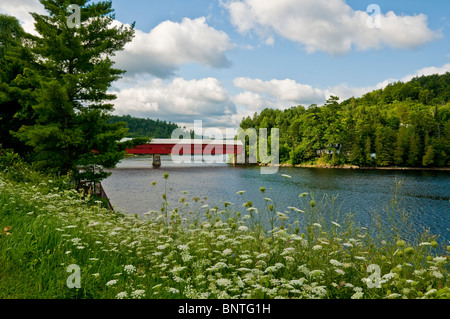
left=240, top=73, right=450, bottom=167
left=107, top=115, right=180, bottom=138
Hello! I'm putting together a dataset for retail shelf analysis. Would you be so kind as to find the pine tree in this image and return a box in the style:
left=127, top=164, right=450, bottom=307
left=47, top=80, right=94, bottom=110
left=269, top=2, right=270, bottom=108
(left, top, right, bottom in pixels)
left=13, top=0, right=135, bottom=183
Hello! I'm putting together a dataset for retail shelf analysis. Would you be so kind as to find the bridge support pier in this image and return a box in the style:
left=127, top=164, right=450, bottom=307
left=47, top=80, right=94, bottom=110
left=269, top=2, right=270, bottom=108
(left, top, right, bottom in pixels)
left=233, top=154, right=238, bottom=166
left=152, top=154, right=161, bottom=168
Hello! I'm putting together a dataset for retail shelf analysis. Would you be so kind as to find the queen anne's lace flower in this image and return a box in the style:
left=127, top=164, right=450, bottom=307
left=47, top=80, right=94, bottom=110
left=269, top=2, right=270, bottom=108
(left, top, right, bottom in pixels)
left=124, top=264, right=136, bottom=274
left=116, top=292, right=128, bottom=299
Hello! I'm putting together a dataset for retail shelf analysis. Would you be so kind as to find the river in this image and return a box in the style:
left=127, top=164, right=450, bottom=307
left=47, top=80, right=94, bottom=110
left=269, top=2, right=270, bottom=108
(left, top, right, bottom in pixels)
left=102, top=155, right=450, bottom=243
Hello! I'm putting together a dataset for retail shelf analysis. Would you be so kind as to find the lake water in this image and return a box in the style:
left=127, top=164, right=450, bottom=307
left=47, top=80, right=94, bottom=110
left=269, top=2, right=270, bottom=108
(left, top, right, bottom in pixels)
left=102, top=155, right=450, bottom=243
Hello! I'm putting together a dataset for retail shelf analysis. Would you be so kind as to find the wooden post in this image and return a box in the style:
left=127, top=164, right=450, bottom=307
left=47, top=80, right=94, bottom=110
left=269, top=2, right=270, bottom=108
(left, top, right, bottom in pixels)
left=152, top=154, right=161, bottom=168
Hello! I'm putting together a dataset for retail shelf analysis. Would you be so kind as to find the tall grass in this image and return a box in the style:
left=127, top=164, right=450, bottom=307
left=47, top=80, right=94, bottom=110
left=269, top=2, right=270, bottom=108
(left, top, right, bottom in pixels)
left=0, top=164, right=448, bottom=299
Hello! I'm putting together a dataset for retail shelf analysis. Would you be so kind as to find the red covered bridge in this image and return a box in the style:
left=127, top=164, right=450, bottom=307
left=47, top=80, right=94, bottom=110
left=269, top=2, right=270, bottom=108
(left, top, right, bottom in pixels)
left=124, top=138, right=244, bottom=167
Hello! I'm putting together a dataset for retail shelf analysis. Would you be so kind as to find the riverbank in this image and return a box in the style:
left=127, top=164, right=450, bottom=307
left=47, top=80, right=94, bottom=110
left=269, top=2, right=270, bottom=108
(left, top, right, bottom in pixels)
left=261, top=162, right=450, bottom=171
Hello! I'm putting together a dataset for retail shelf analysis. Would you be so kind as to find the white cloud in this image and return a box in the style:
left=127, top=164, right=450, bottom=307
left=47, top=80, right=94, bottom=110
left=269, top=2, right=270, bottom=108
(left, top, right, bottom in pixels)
left=401, top=62, right=450, bottom=82
left=232, top=62, right=450, bottom=114
left=233, top=77, right=327, bottom=107
left=114, top=17, right=235, bottom=78
left=222, top=0, right=440, bottom=55
left=326, top=63, right=450, bottom=101
left=232, top=91, right=266, bottom=112
left=0, top=0, right=46, bottom=35
left=112, top=77, right=237, bottom=127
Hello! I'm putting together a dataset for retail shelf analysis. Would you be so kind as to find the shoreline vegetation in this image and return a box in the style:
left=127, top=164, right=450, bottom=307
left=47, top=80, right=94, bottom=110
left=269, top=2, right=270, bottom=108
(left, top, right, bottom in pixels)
left=259, top=162, right=450, bottom=171
left=1, top=155, right=449, bottom=299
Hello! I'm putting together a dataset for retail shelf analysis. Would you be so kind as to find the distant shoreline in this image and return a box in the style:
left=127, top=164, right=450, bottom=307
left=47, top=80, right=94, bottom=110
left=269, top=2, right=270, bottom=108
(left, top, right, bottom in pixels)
left=260, top=163, right=450, bottom=171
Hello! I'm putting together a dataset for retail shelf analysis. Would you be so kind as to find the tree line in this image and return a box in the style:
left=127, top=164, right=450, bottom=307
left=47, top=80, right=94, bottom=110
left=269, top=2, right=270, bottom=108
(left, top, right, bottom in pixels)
left=240, top=73, right=450, bottom=167
left=107, top=115, right=180, bottom=138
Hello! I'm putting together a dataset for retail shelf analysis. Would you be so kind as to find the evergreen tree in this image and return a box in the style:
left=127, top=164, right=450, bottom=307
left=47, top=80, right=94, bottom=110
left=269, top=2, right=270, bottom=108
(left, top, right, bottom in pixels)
left=12, top=0, right=135, bottom=184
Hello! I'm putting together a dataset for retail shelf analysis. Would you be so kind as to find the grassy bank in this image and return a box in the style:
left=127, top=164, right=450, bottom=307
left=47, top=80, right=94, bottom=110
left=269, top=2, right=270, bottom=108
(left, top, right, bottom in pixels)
left=0, top=160, right=449, bottom=299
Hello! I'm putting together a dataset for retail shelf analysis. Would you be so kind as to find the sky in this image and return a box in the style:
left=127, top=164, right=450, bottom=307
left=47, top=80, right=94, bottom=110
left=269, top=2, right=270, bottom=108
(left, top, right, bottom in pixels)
left=2, top=0, right=450, bottom=130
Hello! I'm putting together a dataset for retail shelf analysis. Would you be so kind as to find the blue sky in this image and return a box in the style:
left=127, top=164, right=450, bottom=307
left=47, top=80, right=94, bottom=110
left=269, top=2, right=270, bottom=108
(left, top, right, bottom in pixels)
left=2, top=0, right=450, bottom=129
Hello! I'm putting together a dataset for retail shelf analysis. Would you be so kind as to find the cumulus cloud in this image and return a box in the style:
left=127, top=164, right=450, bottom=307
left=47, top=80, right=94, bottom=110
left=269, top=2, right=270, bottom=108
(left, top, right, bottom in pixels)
left=0, top=0, right=46, bottom=35
left=233, top=77, right=327, bottom=108
left=221, top=0, right=440, bottom=55
left=326, top=63, right=450, bottom=101
left=114, top=17, right=235, bottom=78
left=401, top=62, right=450, bottom=82
left=232, top=62, right=450, bottom=114
left=112, top=77, right=237, bottom=127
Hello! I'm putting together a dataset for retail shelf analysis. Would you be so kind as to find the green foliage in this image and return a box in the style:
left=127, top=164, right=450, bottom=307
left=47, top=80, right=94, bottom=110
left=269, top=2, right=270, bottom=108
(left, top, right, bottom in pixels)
left=0, top=14, right=36, bottom=155
left=2, top=0, right=135, bottom=184
left=107, top=115, right=180, bottom=138
left=240, top=73, right=450, bottom=168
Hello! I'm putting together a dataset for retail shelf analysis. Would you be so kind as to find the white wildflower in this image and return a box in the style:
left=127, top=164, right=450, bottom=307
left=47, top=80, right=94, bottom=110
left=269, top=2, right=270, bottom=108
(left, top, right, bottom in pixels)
left=414, top=269, right=426, bottom=276
left=433, top=256, right=447, bottom=266
left=216, top=278, right=232, bottom=287
left=131, top=290, right=146, bottom=299
left=106, top=280, right=118, bottom=286
left=222, top=248, right=233, bottom=256
left=351, top=291, right=364, bottom=299
left=330, top=259, right=343, bottom=267
left=331, top=221, right=341, bottom=228
left=431, top=270, right=443, bottom=279
left=168, top=288, right=180, bottom=294
left=425, top=289, right=437, bottom=296
left=157, top=244, right=169, bottom=250
left=335, top=269, right=345, bottom=275
left=124, top=265, right=136, bottom=274
left=116, top=292, right=128, bottom=299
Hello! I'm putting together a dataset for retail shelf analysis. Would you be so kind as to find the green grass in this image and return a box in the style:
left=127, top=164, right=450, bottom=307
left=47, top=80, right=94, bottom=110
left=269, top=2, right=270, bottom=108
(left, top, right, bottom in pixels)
left=0, top=162, right=449, bottom=299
